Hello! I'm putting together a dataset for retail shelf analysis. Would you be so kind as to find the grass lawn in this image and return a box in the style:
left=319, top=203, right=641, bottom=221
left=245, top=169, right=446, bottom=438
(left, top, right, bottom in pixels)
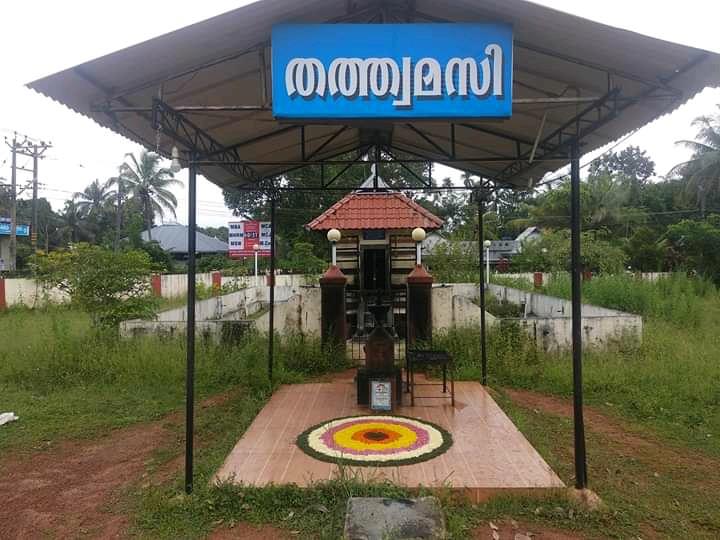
left=2, top=273, right=720, bottom=538
left=449, top=273, right=720, bottom=456
left=0, top=306, right=341, bottom=452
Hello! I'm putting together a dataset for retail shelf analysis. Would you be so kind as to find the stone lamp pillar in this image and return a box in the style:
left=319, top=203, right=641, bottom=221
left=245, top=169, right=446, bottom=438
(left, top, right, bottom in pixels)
left=407, top=228, right=433, bottom=346
left=320, top=229, right=347, bottom=348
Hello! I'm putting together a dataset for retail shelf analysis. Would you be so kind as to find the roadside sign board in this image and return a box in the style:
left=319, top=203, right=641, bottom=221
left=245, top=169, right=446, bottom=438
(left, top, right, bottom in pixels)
left=228, top=220, right=271, bottom=258
left=272, top=23, right=513, bottom=120
left=0, top=218, right=30, bottom=237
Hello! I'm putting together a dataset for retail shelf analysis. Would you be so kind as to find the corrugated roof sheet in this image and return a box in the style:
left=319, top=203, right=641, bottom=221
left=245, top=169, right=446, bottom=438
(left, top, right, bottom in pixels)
left=140, top=224, right=228, bottom=254
left=306, top=192, right=443, bottom=231
left=27, top=0, right=720, bottom=190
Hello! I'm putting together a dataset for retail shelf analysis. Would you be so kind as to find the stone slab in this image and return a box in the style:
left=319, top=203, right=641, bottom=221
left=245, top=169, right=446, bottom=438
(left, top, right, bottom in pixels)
left=343, top=497, right=446, bottom=540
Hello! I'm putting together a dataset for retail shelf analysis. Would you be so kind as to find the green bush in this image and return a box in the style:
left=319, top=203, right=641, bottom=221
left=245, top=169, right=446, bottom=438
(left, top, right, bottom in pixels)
left=482, top=294, right=524, bottom=318
left=432, top=324, right=542, bottom=382
left=543, top=272, right=716, bottom=327
left=281, top=242, right=326, bottom=278
left=666, top=216, right=720, bottom=284
left=511, top=229, right=628, bottom=274
left=276, top=332, right=350, bottom=376
left=32, top=244, right=158, bottom=328
left=426, top=240, right=479, bottom=283
left=492, top=272, right=717, bottom=327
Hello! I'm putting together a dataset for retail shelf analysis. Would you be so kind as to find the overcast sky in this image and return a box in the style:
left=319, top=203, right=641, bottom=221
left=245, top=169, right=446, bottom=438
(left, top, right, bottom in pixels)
left=1, top=1, right=719, bottom=227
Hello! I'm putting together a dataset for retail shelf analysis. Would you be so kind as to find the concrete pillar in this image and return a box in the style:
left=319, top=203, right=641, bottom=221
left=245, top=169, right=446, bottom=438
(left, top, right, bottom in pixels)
left=151, top=274, right=162, bottom=297
left=407, top=265, right=433, bottom=346
left=211, top=271, right=222, bottom=295
left=320, top=265, right=347, bottom=348
left=0, top=277, right=6, bottom=310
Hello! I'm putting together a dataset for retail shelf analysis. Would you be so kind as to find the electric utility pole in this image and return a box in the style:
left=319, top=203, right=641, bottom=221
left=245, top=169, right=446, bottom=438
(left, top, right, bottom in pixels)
left=5, top=134, right=18, bottom=272
left=19, top=141, right=51, bottom=250
left=4, top=135, right=52, bottom=268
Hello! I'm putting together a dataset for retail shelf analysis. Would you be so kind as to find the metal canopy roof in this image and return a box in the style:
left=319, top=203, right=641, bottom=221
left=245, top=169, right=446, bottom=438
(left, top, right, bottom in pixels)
left=29, top=0, right=720, bottom=191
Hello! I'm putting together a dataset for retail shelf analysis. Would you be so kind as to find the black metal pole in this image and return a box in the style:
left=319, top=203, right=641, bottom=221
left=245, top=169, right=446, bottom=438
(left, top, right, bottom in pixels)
left=268, top=195, right=276, bottom=383
left=570, top=139, right=588, bottom=490
left=185, top=154, right=197, bottom=494
left=478, top=196, right=488, bottom=386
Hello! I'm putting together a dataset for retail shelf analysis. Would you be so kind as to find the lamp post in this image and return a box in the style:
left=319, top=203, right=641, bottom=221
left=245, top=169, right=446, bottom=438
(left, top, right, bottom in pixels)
left=327, top=228, right=341, bottom=266
left=483, top=240, right=492, bottom=284
left=412, top=227, right=426, bottom=265
left=253, top=243, right=260, bottom=279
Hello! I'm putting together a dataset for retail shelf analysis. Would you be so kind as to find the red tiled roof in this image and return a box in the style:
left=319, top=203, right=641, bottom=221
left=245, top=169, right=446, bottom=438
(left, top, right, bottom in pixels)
left=306, top=192, right=443, bottom=231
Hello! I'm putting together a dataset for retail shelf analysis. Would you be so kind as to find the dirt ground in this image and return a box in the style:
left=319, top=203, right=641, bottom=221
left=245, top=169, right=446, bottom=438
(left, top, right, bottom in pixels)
left=5, top=386, right=714, bottom=539
left=0, top=420, right=171, bottom=539
left=0, top=391, right=237, bottom=540
left=208, top=524, right=291, bottom=539
left=503, top=388, right=720, bottom=478
left=473, top=520, right=586, bottom=540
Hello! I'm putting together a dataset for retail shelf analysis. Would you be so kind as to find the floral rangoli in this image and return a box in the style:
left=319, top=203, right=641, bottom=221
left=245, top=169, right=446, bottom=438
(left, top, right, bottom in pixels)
left=296, top=415, right=452, bottom=466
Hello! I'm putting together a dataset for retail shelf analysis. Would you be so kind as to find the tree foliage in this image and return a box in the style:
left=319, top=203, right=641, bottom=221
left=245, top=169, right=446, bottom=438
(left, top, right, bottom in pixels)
left=117, top=151, right=183, bottom=239
left=5, top=104, right=720, bottom=287
left=510, top=229, right=628, bottom=274
left=425, top=240, right=479, bottom=283
left=589, top=145, right=656, bottom=183
left=223, top=150, right=430, bottom=257
left=665, top=215, right=720, bottom=283
left=625, top=226, right=666, bottom=272
left=33, top=244, right=158, bottom=328
left=670, top=107, right=720, bottom=217
left=283, top=242, right=327, bottom=276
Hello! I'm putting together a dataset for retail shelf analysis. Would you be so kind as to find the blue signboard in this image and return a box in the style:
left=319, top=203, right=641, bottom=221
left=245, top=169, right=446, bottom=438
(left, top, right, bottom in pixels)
left=271, top=23, right=513, bottom=120
left=0, top=221, right=30, bottom=236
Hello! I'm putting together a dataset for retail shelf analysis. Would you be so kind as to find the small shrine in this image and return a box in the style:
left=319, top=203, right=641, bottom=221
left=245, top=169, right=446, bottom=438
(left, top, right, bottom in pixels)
left=307, top=166, right=443, bottom=339
left=307, top=165, right=444, bottom=408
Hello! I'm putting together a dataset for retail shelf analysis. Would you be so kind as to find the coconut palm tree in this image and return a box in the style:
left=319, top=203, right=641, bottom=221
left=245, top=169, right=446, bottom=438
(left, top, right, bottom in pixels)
left=670, top=109, right=720, bottom=218
left=60, top=200, right=89, bottom=244
left=118, top=150, right=183, bottom=240
left=73, top=178, right=114, bottom=218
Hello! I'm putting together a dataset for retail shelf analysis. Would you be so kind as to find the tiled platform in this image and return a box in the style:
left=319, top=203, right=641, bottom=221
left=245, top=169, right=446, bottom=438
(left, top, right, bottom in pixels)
left=214, top=373, right=564, bottom=501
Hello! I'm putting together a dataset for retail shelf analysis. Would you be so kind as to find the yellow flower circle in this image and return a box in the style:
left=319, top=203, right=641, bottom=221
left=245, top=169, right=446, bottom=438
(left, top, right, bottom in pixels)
left=332, top=422, right=418, bottom=451
left=298, top=415, right=453, bottom=466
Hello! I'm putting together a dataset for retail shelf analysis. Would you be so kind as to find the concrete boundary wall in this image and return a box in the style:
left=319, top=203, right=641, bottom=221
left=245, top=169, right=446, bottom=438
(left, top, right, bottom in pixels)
left=432, top=283, right=642, bottom=352
left=487, top=283, right=643, bottom=351
left=157, top=272, right=311, bottom=298
left=0, top=278, right=67, bottom=307
left=0, top=272, right=316, bottom=308
left=120, top=281, right=320, bottom=339
left=253, top=288, right=321, bottom=335
left=494, top=272, right=672, bottom=286
left=431, top=284, right=497, bottom=331
left=158, top=272, right=215, bottom=298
